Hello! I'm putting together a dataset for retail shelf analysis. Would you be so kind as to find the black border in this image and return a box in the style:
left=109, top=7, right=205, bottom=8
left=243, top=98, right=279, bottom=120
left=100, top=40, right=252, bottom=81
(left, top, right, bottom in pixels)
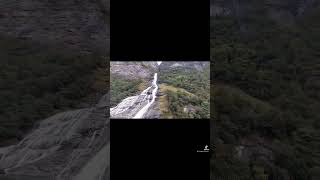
left=110, top=0, right=210, bottom=178
left=110, top=60, right=211, bottom=179
left=110, top=0, right=210, bottom=61
left=110, top=119, right=210, bottom=179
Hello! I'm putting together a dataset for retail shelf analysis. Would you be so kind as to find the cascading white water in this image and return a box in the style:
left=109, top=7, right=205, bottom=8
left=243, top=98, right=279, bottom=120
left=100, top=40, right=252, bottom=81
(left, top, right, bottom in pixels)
left=110, top=62, right=162, bottom=118
left=133, top=73, right=158, bottom=119
left=110, top=86, right=151, bottom=116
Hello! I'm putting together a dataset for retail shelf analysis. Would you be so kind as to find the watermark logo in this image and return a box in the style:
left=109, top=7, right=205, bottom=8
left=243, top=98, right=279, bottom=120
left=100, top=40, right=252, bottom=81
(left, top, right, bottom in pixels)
left=197, top=145, right=209, bottom=153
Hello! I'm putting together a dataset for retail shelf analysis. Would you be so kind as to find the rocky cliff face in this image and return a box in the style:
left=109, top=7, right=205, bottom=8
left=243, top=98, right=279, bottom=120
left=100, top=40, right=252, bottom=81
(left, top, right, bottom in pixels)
left=110, top=61, right=158, bottom=79
left=0, top=94, right=109, bottom=180
left=0, top=0, right=109, bottom=55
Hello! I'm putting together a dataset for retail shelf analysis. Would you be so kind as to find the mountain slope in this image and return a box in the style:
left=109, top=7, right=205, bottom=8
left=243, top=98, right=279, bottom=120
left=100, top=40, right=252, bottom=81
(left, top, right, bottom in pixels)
left=0, top=0, right=110, bottom=179
left=158, top=62, right=210, bottom=118
left=0, top=0, right=109, bottom=55
left=0, top=94, right=109, bottom=180
left=110, top=61, right=210, bottom=119
left=110, top=61, right=157, bottom=108
left=211, top=0, right=320, bottom=179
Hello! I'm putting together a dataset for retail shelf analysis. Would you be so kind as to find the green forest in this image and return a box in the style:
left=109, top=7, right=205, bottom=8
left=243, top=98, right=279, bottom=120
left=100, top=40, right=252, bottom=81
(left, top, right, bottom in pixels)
left=0, top=37, right=107, bottom=146
left=211, top=7, right=320, bottom=180
left=158, top=66, right=210, bottom=119
left=110, top=74, right=144, bottom=107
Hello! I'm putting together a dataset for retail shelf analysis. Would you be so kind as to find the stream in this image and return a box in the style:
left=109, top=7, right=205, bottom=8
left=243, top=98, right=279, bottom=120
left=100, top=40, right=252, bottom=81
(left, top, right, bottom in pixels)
left=110, top=61, right=162, bottom=119
left=133, top=73, right=158, bottom=118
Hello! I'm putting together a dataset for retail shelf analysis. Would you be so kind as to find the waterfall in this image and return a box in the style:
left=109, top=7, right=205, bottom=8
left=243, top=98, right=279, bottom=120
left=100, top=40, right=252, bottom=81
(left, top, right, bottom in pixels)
left=133, top=73, right=158, bottom=118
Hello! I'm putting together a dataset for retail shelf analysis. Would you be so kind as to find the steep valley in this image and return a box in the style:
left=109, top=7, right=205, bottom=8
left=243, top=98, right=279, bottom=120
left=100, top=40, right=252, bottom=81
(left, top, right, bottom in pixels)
left=110, top=61, right=210, bottom=119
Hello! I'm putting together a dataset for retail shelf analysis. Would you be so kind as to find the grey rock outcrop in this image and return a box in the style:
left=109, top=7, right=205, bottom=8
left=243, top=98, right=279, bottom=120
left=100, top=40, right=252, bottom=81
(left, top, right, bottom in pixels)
left=110, top=83, right=160, bottom=119
left=110, top=61, right=157, bottom=79
left=0, top=93, right=110, bottom=180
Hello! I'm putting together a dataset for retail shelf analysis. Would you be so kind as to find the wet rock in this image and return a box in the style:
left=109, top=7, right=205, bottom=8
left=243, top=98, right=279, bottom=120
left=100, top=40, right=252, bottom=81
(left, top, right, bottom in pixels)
left=111, top=73, right=160, bottom=119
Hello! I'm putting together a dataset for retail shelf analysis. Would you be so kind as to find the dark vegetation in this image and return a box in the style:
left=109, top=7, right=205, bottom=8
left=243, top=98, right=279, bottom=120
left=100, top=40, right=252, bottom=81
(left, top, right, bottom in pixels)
left=0, top=37, right=107, bottom=146
left=110, top=74, right=143, bottom=107
left=158, top=66, right=210, bottom=118
left=211, top=7, right=320, bottom=180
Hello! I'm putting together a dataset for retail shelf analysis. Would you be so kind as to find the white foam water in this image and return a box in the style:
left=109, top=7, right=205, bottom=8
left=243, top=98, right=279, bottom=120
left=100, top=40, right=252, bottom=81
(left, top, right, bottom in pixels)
left=133, top=73, right=158, bottom=118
